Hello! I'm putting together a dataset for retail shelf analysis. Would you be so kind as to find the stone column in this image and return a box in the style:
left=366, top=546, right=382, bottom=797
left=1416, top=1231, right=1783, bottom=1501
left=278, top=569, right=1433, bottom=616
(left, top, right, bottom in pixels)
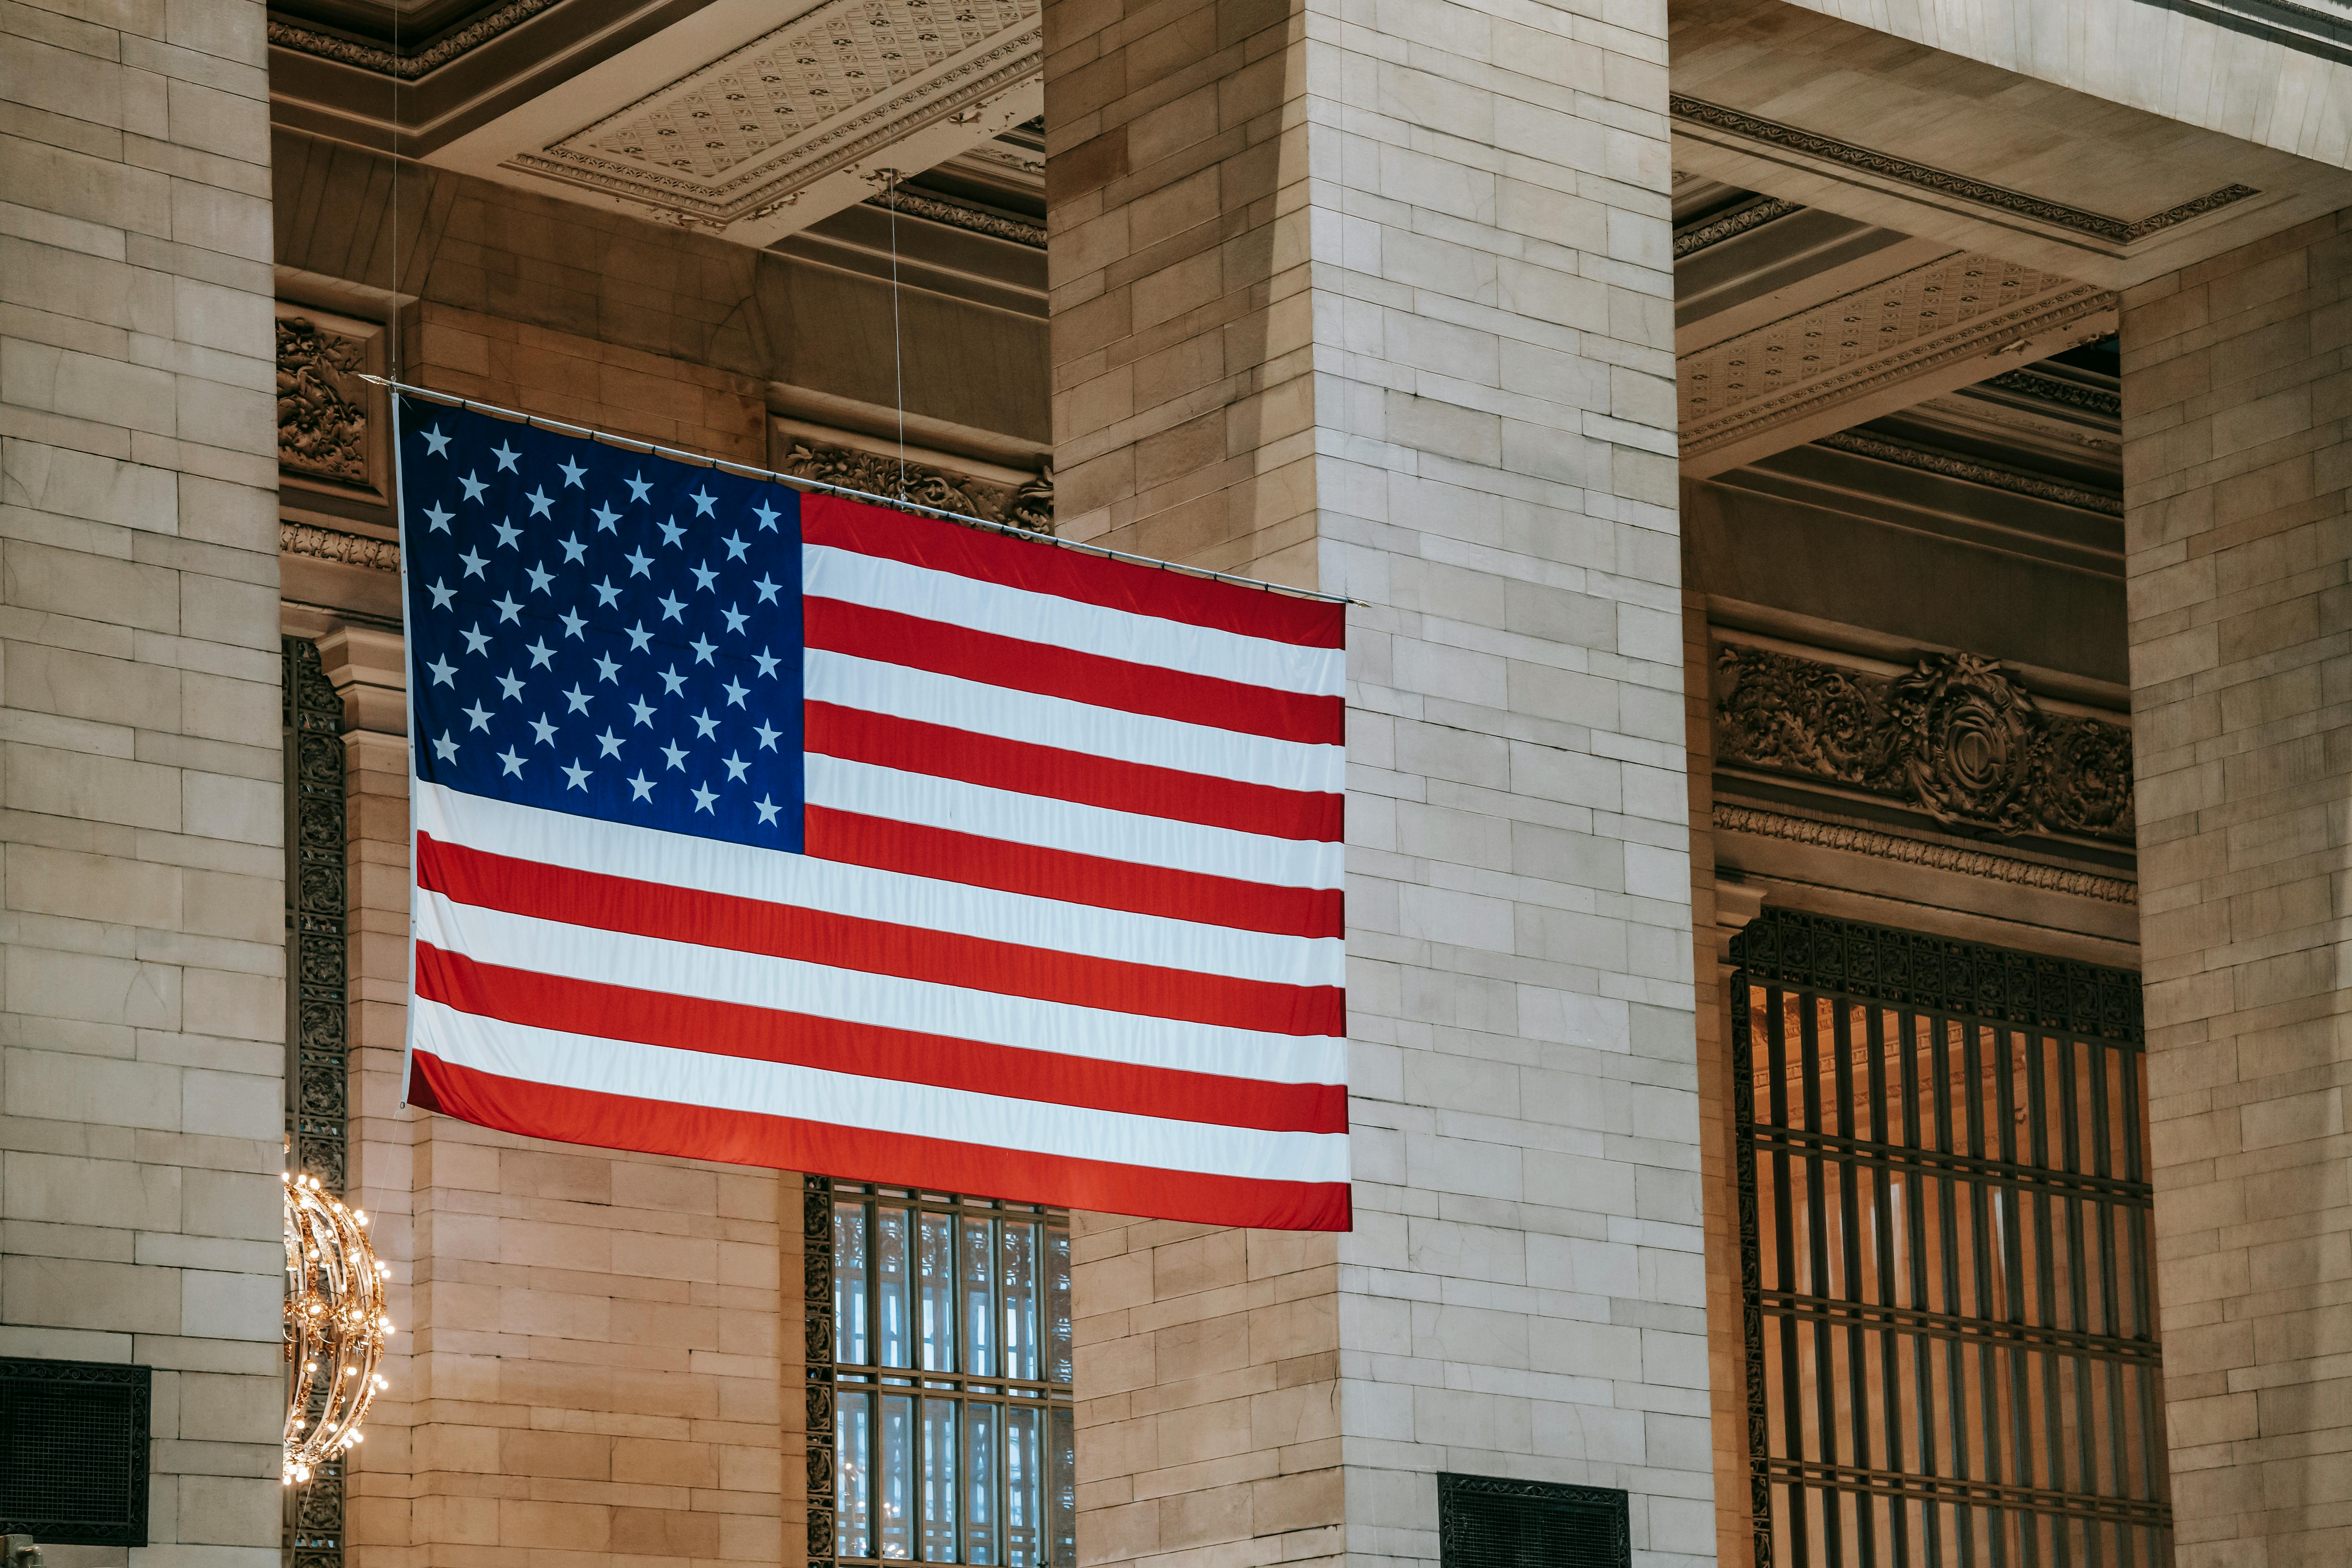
left=2122, top=214, right=2352, bottom=1567
left=1, top=0, right=285, bottom=1555
left=1044, top=0, right=1712, bottom=1560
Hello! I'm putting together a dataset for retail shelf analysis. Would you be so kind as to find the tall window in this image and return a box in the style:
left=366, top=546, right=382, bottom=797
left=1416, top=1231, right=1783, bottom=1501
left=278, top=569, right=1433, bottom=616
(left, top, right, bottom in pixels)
left=1730, top=911, right=2170, bottom=1568
left=804, top=1178, right=1074, bottom=1568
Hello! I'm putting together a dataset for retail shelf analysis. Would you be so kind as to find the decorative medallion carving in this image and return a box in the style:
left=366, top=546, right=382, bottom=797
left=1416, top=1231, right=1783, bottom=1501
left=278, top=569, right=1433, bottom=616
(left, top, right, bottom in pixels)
left=278, top=318, right=372, bottom=485
left=1669, top=95, right=2259, bottom=246
left=780, top=439, right=1053, bottom=534
left=1715, top=644, right=2134, bottom=840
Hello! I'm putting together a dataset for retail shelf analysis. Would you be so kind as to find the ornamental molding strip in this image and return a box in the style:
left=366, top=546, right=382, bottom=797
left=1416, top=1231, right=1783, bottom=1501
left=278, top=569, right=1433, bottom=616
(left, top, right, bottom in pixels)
left=778, top=439, right=1053, bottom=532
left=1715, top=644, right=2136, bottom=841
left=1674, top=194, right=1802, bottom=258
left=503, top=0, right=1042, bottom=229
left=282, top=523, right=402, bottom=572
left=1669, top=95, right=2260, bottom=246
left=1713, top=803, right=2136, bottom=904
left=266, top=0, right=559, bottom=78
left=861, top=185, right=1044, bottom=246
left=1982, top=367, right=2122, bottom=420
left=1810, top=430, right=2123, bottom=516
left=1678, top=252, right=2116, bottom=459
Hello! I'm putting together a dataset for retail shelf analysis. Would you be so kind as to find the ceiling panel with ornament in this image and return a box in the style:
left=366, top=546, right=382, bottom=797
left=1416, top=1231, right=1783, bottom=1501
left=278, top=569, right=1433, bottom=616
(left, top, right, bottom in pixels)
left=425, top=0, right=1041, bottom=243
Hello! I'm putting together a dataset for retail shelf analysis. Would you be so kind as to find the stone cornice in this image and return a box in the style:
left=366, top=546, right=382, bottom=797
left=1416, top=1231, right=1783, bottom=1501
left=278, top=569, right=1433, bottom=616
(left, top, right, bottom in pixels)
left=1714, top=803, right=2136, bottom=905
left=1812, top=430, right=2122, bottom=517
left=1669, top=95, right=2260, bottom=247
left=266, top=0, right=558, bottom=78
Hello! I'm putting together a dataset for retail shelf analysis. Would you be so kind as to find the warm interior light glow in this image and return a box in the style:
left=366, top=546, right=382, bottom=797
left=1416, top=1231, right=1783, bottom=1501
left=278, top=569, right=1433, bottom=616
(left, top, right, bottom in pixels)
left=283, top=1174, right=390, bottom=1486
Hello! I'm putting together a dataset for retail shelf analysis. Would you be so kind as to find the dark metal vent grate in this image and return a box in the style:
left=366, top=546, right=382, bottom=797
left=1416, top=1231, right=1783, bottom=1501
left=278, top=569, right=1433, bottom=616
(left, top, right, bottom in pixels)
left=0, top=1359, right=151, bottom=1545
left=1439, top=1473, right=1629, bottom=1568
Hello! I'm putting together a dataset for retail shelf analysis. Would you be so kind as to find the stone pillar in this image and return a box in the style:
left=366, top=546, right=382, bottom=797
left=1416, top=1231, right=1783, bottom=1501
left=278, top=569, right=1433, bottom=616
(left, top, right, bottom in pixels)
left=0, top=0, right=285, bottom=1555
left=1044, top=0, right=1711, bottom=1561
left=2122, top=212, right=2352, bottom=1566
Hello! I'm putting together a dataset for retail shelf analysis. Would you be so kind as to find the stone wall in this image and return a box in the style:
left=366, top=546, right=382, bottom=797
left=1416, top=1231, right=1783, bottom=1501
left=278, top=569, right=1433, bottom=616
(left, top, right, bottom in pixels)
left=1, top=0, right=287, bottom=1554
left=2122, top=210, right=2352, bottom=1568
left=1043, top=0, right=1715, bottom=1563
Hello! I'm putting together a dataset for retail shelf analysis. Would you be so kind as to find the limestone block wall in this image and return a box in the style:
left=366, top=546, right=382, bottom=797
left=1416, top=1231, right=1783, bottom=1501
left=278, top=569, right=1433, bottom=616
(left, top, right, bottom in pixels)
left=1044, top=0, right=1713, bottom=1563
left=0, top=0, right=287, bottom=1553
left=2122, top=211, right=2352, bottom=1568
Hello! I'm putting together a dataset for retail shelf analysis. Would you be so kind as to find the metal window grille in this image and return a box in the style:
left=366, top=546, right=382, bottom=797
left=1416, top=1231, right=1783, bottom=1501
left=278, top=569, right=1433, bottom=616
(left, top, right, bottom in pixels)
left=804, top=1177, right=1074, bottom=1568
left=1730, top=910, right=2171, bottom=1568
left=0, top=1358, right=151, bottom=1546
left=1437, top=1473, right=1628, bottom=1568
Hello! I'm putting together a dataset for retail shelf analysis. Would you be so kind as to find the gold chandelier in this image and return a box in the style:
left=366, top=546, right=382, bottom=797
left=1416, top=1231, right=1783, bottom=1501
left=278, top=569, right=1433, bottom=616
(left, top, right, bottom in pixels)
left=282, top=1172, right=393, bottom=1485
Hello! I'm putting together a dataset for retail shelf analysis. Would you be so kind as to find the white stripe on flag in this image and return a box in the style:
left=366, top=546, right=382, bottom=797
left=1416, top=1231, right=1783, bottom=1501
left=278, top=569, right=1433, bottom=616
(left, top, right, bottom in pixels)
left=803, top=755, right=1346, bottom=887
left=804, top=543, right=1346, bottom=697
left=806, top=651, right=1345, bottom=794
left=411, top=997, right=1352, bottom=1183
left=417, top=784, right=1342, bottom=987
left=416, top=893, right=1349, bottom=1087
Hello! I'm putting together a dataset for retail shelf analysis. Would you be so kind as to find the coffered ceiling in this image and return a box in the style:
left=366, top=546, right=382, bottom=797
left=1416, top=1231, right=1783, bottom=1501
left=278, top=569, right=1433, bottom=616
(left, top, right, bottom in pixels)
left=269, top=0, right=1042, bottom=245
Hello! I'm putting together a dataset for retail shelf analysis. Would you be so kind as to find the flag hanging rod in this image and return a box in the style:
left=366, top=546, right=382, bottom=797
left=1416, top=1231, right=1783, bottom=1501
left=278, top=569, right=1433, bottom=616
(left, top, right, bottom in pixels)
left=363, top=377, right=1354, bottom=606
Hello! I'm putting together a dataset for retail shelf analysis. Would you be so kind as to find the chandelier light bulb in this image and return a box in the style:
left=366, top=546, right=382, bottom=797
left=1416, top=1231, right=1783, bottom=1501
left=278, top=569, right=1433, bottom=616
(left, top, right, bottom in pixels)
left=283, top=1174, right=388, bottom=1486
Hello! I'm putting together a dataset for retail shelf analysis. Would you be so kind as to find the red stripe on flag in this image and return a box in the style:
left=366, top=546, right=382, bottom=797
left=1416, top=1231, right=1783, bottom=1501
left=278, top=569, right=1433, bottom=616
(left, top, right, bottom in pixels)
left=417, top=943, right=1347, bottom=1134
left=802, top=806, right=1343, bottom=938
left=418, top=834, right=1345, bottom=1038
left=801, top=494, right=1346, bottom=650
left=806, top=704, right=1342, bottom=843
left=804, top=596, right=1344, bottom=744
left=408, top=1048, right=1353, bottom=1230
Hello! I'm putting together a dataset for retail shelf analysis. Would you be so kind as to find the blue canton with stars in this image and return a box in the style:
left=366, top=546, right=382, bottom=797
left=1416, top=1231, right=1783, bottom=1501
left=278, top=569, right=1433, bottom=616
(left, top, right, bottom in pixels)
left=397, top=397, right=806, bottom=851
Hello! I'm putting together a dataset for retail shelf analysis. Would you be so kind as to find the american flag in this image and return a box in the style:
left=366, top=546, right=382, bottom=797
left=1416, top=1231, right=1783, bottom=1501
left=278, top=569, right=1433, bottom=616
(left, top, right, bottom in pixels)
left=396, top=398, right=1350, bottom=1230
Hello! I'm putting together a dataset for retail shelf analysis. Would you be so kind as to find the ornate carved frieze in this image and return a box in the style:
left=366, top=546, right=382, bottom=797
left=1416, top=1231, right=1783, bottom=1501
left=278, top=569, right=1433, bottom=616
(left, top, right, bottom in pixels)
left=780, top=439, right=1053, bottom=534
left=278, top=318, right=371, bottom=484
left=1715, top=644, right=2134, bottom=841
left=1669, top=95, right=2259, bottom=246
left=1982, top=367, right=2123, bottom=419
left=282, top=522, right=402, bottom=572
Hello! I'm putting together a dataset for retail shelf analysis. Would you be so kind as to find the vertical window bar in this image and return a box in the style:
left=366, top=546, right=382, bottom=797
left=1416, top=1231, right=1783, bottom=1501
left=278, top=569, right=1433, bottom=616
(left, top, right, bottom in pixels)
left=1925, top=1011, right=1978, bottom=1568
left=1863, top=1003, right=1911, bottom=1568
left=1798, top=990, right=1845, bottom=1566
left=1894, top=1007, right=1942, bottom=1568
left=1831, top=997, right=1877, bottom=1566
left=1991, top=1025, right=2037, bottom=1568
left=1957, top=1018, right=2011, bottom=1568
left=1765, top=985, right=1809, bottom=1568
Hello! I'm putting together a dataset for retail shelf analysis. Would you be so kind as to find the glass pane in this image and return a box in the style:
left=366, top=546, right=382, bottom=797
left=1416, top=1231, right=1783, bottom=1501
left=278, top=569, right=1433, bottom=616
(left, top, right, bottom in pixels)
left=961, top=1216, right=996, bottom=1378
left=1002, top=1220, right=1039, bottom=1383
left=963, top=1403, right=998, bottom=1566
left=838, top=1388, right=873, bottom=1560
left=881, top=1393, right=915, bottom=1560
left=878, top=1205, right=911, bottom=1370
left=920, top=1210, right=957, bottom=1373
left=1045, top=1220, right=1072, bottom=1387
left=836, top=1201, right=871, bottom=1367
left=1005, top=1404, right=1042, bottom=1568
left=1048, top=1405, right=1074, bottom=1566
left=922, top=1398, right=958, bottom=1562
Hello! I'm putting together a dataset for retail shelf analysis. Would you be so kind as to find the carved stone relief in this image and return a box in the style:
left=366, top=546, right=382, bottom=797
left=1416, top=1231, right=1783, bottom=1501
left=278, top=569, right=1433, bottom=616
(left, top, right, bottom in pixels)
left=779, top=439, right=1053, bottom=534
left=276, top=305, right=387, bottom=499
left=1715, top=644, right=2134, bottom=841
